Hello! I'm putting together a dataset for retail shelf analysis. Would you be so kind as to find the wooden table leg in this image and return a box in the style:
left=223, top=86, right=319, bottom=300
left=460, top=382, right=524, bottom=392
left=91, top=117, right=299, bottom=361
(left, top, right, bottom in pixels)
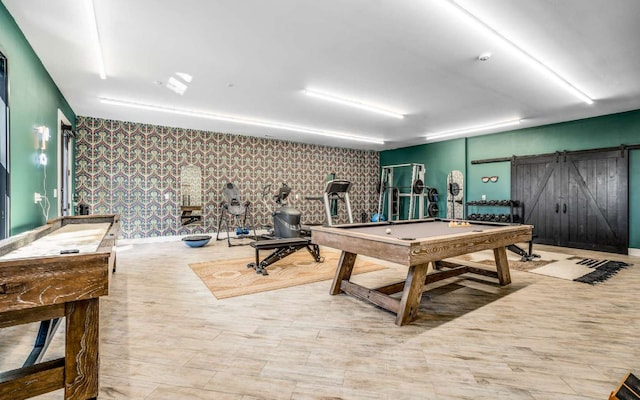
left=493, top=246, right=512, bottom=285
left=65, top=298, right=100, bottom=400
left=330, top=251, right=357, bottom=295
left=111, top=251, right=117, bottom=273
left=395, top=262, right=430, bottom=326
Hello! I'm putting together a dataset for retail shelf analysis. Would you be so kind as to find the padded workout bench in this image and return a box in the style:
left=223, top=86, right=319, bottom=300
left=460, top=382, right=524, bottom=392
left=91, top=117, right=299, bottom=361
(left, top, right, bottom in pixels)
left=248, top=237, right=323, bottom=275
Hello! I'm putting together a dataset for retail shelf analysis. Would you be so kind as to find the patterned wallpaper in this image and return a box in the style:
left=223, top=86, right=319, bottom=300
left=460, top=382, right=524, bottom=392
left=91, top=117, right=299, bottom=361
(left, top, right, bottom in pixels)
left=74, top=116, right=380, bottom=239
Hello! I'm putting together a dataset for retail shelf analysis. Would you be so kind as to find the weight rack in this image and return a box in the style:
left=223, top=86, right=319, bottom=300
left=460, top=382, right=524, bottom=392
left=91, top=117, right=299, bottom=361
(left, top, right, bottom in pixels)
left=377, top=163, right=430, bottom=221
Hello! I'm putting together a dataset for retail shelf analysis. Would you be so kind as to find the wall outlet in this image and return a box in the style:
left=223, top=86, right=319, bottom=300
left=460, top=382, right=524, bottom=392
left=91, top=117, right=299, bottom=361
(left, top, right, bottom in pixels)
left=34, top=192, right=43, bottom=203
left=481, top=194, right=486, bottom=201
left=53, top=188, right=58, bottom=198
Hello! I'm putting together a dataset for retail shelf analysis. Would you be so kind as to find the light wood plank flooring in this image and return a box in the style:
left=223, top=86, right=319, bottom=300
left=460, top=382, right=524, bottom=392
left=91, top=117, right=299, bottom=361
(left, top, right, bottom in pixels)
left=1, top=239, right=638, bottom=399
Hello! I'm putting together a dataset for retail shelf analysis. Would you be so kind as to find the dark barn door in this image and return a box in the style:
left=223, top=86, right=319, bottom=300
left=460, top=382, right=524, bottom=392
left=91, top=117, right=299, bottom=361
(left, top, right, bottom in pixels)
left=563, top=150, right=628, bottom=253
left=511, top=154, right=561, bottom=246
left=512, top=149, right=628, bottom=254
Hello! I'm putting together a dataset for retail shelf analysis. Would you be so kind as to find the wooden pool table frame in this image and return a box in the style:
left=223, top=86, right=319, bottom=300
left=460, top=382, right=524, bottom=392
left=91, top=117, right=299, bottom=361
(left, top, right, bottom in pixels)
left=0, top=214, right=120, bottom=400
left=312, top=219, right=533, bottom=326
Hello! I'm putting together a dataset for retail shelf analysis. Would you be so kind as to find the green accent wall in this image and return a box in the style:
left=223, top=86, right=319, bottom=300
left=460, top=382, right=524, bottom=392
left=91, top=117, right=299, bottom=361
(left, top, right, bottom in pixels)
left=380, top=138, right=465, bottom=220
left=381, top=109, right=640, bottom=249
left=0, top=1, right=76, bottom=235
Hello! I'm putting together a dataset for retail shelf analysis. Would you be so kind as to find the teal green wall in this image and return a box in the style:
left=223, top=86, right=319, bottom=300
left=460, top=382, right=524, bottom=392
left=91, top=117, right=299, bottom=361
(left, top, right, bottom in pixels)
left=380, top=138, right=465, bottom=220
left=0, top=2, right=76, bottom=234
left=381, top=109, right=640, bottom=249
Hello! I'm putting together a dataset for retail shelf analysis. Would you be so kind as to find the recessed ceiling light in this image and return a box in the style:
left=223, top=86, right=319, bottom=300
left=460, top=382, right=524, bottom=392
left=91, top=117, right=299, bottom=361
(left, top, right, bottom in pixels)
left=478, top=52, right=491, bottom=61
left=166, top=77, right=188, bottom=96
left=304, top=89, right=405, bottom=119
left=99, top=97, right=385, bottom=145
left=175, top=72, right=193, bottom=83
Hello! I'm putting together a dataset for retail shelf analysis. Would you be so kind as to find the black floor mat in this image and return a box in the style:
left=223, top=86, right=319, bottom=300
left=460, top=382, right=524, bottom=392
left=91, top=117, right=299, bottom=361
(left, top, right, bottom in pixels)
left=573, top=260, right=631, bottom=285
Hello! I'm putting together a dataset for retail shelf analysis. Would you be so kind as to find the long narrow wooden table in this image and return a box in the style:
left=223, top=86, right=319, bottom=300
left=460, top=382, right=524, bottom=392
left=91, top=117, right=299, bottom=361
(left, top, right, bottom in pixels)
left=0, top=214, right=120, bottom=400
left=312, top=219, right=532, bottom=326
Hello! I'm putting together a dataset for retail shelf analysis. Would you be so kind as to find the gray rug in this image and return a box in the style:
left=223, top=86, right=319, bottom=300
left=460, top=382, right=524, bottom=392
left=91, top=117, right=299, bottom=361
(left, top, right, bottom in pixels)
left=529, top=256, right=631, bottom=284
left=450, top=250, right=631, bottom=285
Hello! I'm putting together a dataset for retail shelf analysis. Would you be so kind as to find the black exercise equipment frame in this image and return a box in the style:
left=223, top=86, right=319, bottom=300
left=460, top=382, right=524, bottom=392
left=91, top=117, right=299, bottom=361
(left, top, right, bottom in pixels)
left=507, top=241, right=540, bottom=262
left=216, top=201, right=256, bottom=246
left=22, top=318, right=62, bottom=368
left=304, top=179, right=354, bottom=226
left=247, top=237, right=324, bottom=275
left=215, top=182, right=256, bottom=247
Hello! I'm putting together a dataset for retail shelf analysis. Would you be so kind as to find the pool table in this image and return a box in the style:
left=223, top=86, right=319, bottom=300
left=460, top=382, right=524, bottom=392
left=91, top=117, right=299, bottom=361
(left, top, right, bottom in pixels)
left=0, top=214, right=120, bottom=399
left=311, top=219, right=533, bottom=326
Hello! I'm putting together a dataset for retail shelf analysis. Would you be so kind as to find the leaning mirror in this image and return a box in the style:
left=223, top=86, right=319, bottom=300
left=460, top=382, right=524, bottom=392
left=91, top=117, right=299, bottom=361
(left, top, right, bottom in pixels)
left=180, top=165, right=203, bottom=226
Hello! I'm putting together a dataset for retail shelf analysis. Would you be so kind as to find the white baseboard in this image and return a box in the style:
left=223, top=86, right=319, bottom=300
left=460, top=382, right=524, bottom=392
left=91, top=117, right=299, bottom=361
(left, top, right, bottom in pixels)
left=119, top=235, right=187, bottom=245
left=117, top=229, right=270, bottom=246
left=628, top=248, right=640, bottom=257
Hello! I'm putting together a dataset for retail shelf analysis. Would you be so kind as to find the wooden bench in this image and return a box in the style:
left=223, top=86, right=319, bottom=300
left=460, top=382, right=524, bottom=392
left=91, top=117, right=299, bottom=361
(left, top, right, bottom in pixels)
left=0, top=215, right=119, bottom=400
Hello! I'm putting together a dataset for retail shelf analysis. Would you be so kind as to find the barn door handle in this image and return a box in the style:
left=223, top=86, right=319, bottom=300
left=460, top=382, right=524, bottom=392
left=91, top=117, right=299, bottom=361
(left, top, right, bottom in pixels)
left=555, top=203, right=559, bottom=213
left=563, top=203, right=567, bottom=214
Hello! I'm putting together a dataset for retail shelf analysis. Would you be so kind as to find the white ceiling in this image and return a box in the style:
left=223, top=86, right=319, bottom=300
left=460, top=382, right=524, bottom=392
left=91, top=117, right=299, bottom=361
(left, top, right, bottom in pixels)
left=4, top=0, right=640, bottom=150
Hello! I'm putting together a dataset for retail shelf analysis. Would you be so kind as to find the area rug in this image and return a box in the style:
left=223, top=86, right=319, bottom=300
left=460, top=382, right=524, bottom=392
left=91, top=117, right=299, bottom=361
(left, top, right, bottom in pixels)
left=189, top=249, right=387, bottom=299
left=450, top=248, right=631, bottom=285
left=452, top=249, right=557, bottom=272
left=531, top=257, right=631, bottom=285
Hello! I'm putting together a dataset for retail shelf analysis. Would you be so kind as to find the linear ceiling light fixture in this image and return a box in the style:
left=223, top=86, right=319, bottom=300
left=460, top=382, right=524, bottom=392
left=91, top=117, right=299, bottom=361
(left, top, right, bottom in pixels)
left=442, top=0, right=593, bottom=105
left=425, top=119, right=521, bottom=140
left=304, top=89, right=405, bottom=119
left=99, top=98, right=385, bottom=145
left=87, top=0, right=106, bottom=79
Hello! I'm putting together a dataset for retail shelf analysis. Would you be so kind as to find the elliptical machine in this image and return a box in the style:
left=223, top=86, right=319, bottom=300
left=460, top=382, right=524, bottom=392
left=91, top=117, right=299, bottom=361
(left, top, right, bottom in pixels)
left=247, top=183, right=323, bottom=276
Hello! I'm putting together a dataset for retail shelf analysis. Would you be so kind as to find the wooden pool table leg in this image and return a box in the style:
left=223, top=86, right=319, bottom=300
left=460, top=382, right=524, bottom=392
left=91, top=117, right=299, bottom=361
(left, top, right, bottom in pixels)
left=493, top=246, right=512, bottom=285
left=396, top=262, right=430, bottom=326
left=330, top=251, right=357, bottom=295
left=65, top=298, right=100, bottom=399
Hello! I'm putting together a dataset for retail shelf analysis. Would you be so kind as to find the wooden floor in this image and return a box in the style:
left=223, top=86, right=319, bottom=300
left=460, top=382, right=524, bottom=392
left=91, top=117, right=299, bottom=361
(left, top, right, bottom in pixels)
left=1, top=238, right=639, bottom=399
